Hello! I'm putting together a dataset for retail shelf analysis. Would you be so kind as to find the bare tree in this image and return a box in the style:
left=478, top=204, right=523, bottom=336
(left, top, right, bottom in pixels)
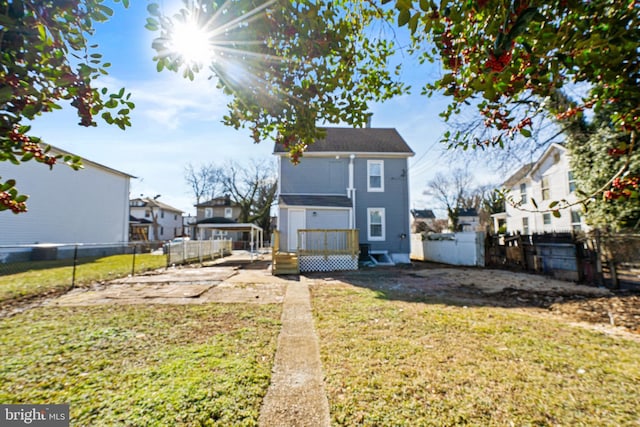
left=184, top=163, right=222, bottom=205
left=424, top=168, right=474, bottom=232
left=222, top=159, right=278, bottom=235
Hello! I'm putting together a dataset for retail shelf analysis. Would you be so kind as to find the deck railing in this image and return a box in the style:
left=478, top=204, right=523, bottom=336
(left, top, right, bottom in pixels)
left=297, top=229, right=359, bottom=258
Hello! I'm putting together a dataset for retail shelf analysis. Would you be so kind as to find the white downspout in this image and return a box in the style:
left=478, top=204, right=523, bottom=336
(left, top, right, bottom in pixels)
left=348, top=154, right=356, bottom=228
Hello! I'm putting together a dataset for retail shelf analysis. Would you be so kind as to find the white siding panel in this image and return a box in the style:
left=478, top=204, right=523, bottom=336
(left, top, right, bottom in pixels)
left=0, top=159, right=130, bottom=244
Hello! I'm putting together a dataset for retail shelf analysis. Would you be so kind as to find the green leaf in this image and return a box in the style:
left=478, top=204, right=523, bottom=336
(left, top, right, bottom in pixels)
left=398, top=9, right=411, bottom=27
left=520, top=128, right=532, bottom=137
left=419, top=0, right=431, bottom=11
left=147, top=3, right=161, bottom=17
left=552, top=209, right=561, bottom=218
left=531, top=198, right=538, bottom=209
left=548, top=201, right=559, bottom=208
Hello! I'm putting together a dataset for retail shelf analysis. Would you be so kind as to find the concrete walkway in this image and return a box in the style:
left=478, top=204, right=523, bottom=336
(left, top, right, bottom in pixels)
left=258, top=278, right=330, bottom=426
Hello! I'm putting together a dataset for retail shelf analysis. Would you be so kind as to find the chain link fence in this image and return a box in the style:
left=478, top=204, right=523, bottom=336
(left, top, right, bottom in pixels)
left=0, top=243, right=166, bottom=298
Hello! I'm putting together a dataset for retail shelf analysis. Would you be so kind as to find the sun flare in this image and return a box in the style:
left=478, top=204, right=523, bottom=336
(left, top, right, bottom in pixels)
left=169, top=20, right=214, bottom=65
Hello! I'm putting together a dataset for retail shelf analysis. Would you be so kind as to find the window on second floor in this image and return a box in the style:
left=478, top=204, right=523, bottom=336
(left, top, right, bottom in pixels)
left=161, top=209, right=165, bottom=219
left=522, top=217, right=529, bottom=235
left=520, top=183, right=527, bottom=204
left=367, top=160, right=384, bottom=192
left=145, top=210, right=150, bottom=218
left=568, top=171, right=576, bottom=193
left=224, top=207, right=233, bottom=218
left=543, top=213, right=552, bottom=226
left=367, top=208, right=385, bottom=241
left=541, top=176, right=551, bottom=200
left=204, top=208, right=213, bottom=218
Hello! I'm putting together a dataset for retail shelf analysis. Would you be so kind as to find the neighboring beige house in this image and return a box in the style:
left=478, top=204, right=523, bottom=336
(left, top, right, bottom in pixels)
left=496, top=143, right=588, bottom=234
left=129, top=197, right=183, bottom=241
left=410, top=209, right=436, bottom=232
left=194, top=196, right=243, bottom=240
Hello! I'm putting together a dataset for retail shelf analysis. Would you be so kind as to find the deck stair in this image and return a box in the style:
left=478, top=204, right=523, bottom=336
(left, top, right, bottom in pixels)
left=272, top=252, right=299, bottom=275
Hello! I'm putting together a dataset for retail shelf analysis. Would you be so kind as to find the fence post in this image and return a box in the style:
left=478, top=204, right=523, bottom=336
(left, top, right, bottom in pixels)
left=131, top=244, right=137, bottom=277
left=71, top=244, right=78, bottom=288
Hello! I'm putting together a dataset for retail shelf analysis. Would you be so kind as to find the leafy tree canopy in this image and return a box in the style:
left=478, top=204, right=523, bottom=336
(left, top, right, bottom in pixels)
left=152, top=0, right=638, bottom=222
left=0, top=0, right=133, bottom=213
left=148, top=0, right=406, bottom=163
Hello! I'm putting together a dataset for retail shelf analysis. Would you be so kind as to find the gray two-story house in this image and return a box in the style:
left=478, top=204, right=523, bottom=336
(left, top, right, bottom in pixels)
left=274, top=127, right=414, bottom=267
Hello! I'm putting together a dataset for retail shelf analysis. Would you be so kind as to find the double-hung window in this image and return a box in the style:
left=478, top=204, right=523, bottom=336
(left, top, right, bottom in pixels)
left=367, top=208, right=385, bottom=241
left=568, top=171, right=576, bottom=193
left=520, top=183, right=527, bottom=204
left=204, top=208, right=213, bottom=218
left=224, top=207, right=233, bottom=218
left=367, top=160, right=384, bottom=192
left=541, top=176, right=551, bottom=200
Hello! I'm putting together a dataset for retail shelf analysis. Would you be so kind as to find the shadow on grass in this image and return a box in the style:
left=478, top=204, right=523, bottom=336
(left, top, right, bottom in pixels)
left=0, top=257, right=102, bottom=277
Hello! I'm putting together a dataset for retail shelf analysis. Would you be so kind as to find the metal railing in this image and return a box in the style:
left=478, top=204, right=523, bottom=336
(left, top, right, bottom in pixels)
left=297, top=229, right=359, bottom=258
left=165, top=239, right=232, bottom=265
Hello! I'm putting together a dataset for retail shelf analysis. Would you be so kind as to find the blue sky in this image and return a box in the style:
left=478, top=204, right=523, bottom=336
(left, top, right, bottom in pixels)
left=27, top=0, right=501, bottom=216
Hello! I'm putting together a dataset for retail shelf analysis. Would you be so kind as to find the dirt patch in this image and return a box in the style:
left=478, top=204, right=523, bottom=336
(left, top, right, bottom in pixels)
left=308, top=264, right=640, bottom=337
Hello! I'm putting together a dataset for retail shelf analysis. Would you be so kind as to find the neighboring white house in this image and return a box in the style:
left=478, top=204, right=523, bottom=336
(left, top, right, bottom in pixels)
left=0, top=145, right=133, bottom=246
left=497, top=143, right=588, bottom=234
left=129, top=197, right=183, bottom=241
left=457, top=208, right=481, bottom=232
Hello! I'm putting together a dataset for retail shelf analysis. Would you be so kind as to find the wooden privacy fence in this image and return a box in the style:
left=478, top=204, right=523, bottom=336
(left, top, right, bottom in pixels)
left=166, top=239, right=232, bottom=265
left=485, top=231, right=640, bottom=288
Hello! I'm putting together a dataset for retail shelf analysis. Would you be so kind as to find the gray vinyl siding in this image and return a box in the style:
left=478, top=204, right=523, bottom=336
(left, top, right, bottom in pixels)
left=280, top=157, right=348, bottom=195
left=354, top=157, right=411, bottom=254
left=306, top=209, right=350, bottom=229
left=277, top=207, right=350, bottom=252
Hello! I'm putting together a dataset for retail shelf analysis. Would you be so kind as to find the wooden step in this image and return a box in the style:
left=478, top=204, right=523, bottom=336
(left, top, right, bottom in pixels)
left=272, top=252, right=299, bottom=275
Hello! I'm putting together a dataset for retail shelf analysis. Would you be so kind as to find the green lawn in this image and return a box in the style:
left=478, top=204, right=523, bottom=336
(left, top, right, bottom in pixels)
left=312, top=283, right=640, bottom=426
left=0, top=304, right=281, bottom=426
left=0, top=254, right=167, bottom=303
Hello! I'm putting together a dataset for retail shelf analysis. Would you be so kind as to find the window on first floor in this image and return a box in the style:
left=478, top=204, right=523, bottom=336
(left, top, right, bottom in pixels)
left=522, top=217, right=529, bottom=234
left=367, top=208, right=385, bottom=241
left=571, top=210, right=582, bottom=231
left=543, top=213, right=552, bottom=226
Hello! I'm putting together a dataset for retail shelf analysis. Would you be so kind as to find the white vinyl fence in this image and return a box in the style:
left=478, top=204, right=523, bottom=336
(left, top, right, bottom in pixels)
left=411, top=232, right=485, bottom=267
left=166, top=239, right=232, bottom=265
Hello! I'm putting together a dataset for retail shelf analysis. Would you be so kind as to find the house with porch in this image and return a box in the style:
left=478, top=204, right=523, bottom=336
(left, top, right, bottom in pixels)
left=193, top=195, right=244, bottom=243
left=129, top=197, right=183, bottom=242
left=273, top=127, right=414, bottom=273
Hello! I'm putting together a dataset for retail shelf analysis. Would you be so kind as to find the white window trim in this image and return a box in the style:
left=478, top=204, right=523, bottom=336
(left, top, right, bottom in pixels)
left=367, top=160, right=384, bottom=192
left=224, top=207, right=233, bottom=218
left=367, top=207, right=386, bottom=241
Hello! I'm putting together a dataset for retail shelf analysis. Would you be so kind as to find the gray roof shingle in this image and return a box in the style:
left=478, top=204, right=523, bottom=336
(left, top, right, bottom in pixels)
left=274, top=127, right=413, bottom=155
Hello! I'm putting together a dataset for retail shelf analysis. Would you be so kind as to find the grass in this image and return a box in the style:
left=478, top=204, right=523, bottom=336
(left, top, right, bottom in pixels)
left=311, top=283, right=640, bottom=426
left=0, top=303, right=281, bottom=426
left=0, top=254, right=167, bottom=303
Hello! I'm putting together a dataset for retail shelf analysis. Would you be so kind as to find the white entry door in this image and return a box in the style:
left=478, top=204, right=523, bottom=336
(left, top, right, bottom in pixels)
left=288, top=209, right=305, bottom=252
